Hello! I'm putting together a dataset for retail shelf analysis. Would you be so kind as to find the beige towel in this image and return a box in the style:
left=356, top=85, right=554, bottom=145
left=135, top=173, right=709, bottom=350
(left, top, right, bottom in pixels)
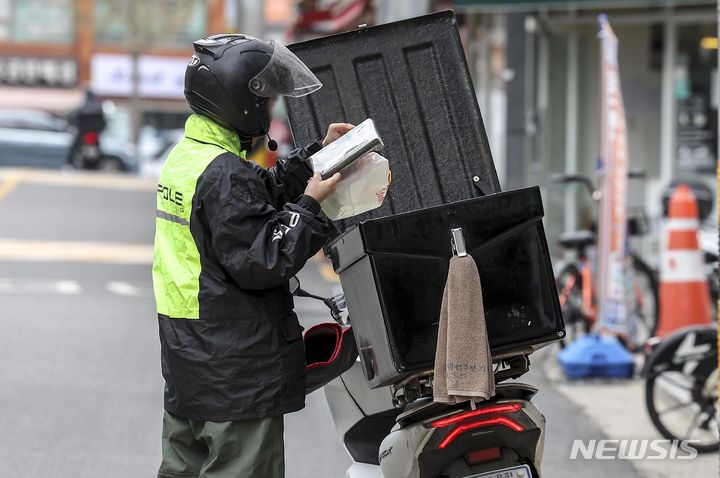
left=433, top=255, right=495, bottom=404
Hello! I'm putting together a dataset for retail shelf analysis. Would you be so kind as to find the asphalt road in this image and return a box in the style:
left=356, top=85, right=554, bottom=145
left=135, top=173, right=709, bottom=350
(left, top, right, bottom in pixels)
left=0, top=170, right=350, bottom=477
left=0, top=169, right=639, bottom=477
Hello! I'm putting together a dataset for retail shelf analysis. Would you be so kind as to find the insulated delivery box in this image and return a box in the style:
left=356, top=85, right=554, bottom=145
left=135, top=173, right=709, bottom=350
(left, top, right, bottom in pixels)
left=285, top=11, right=565, bottom=388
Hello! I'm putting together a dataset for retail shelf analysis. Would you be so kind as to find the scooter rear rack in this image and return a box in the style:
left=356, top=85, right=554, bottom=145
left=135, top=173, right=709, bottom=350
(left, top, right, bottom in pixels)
left=391, top=354, right=532, bottom=407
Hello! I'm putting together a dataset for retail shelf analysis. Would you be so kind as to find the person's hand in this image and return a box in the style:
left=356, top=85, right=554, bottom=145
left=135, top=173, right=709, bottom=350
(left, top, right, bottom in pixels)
left=305, top=172, right=341, bottom=203
left=322, top=123, right=354, bottom=147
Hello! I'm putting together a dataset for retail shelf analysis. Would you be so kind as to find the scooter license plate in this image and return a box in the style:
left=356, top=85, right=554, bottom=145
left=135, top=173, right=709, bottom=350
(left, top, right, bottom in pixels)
left=82, top=145, right=100, bottom=159
left=467, top=464, right=533, bottom=478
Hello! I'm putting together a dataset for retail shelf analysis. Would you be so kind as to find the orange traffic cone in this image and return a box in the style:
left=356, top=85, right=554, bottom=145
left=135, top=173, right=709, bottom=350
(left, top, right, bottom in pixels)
left=656, top=184, right=712, bottom=337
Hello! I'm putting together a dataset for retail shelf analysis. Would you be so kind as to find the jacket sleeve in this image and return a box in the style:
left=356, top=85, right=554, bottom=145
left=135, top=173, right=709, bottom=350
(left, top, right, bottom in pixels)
left=201, top=165, right=330, bottom=290
left=254, top=141, right=323, bottom=208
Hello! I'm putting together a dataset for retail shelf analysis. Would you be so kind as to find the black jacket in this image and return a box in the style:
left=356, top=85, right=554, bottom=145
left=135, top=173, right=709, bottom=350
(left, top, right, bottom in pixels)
left=153, top=114, right=329, bottom=421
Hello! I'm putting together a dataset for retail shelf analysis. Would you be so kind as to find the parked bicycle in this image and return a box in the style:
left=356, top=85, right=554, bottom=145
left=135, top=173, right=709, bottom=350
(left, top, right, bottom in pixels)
left=642, top=325, right=718, bottom=453
left=551, top=170, right=658, bottom=350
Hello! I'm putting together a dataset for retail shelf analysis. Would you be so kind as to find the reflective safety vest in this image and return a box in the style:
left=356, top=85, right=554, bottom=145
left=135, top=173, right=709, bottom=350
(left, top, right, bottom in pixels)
left=153, top=114, right=247, bottom=319
left=152, top=113, right=329, bottom=421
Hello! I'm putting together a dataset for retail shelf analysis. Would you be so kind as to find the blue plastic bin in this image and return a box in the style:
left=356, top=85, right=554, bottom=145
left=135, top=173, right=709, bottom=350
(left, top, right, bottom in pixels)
left=558, top=334, right=635, bottom=379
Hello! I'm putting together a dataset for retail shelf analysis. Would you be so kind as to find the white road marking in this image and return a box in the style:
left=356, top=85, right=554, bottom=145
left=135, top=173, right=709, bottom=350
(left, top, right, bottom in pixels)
left=0, top=278, right=82, bottom=295
left=0, top=278, right=155, bottom=297
left=106, top=281, right=153, bottom=298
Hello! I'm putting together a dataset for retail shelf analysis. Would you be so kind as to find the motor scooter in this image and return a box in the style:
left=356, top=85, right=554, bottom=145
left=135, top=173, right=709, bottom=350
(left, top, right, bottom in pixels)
left=292, top=277, right=546, bottom=478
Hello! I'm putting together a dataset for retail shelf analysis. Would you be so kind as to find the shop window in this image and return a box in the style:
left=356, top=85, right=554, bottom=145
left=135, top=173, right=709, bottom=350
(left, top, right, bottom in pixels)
left=94, top=0, right=127, bottom=45
left=3, top=0, right=74, bottom=44
left=95, top=0, right=207, bottom=48
left=0, top=0, right=9, bottom=40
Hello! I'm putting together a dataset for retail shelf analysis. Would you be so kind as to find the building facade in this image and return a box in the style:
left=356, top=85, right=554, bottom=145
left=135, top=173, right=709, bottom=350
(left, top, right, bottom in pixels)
left=0, top=0, right=228, bottom=125
left=455, top=0, right=717, bottom=261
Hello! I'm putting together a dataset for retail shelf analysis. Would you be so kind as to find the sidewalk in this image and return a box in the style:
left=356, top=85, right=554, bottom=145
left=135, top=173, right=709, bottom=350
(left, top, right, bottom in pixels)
left=543, top=344, right=718, bottom=477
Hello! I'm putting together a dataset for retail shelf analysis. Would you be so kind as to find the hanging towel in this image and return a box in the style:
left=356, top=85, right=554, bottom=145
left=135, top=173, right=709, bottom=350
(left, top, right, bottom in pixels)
left=433, top=255, right=495, bottom=404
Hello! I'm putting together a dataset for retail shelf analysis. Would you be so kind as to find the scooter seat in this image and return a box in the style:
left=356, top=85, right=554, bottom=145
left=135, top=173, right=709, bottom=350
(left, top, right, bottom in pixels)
left=558, top=230, right=596, bottom=250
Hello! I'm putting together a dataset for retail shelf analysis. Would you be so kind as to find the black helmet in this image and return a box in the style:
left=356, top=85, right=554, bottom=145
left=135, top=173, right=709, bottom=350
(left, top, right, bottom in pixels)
left=184, top=34, right=321, bottom=140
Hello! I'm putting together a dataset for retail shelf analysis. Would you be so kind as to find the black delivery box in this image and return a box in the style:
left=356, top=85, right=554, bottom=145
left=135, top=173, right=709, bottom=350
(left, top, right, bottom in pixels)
left=285, top=11, right=564, bottom=388
left=327, top=188, right=564, bottom=388
left=286, top=10, right=500, bottom=229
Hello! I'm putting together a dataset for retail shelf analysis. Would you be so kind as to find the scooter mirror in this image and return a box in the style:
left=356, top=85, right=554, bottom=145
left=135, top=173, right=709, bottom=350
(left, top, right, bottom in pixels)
left=289, top=276, right=301, bottom=295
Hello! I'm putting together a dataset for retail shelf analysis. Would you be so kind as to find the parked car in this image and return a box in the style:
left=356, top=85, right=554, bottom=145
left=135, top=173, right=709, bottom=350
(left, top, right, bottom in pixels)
left=137, top=127, right=184, bottom=178
left=0, top=109, right=137, bottom=172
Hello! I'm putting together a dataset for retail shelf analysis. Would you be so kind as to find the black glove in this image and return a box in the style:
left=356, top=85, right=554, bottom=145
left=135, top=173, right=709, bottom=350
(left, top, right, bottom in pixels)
left=274, top=155, right=313, bottom=201
left=267, top=141, right=323, bottom=206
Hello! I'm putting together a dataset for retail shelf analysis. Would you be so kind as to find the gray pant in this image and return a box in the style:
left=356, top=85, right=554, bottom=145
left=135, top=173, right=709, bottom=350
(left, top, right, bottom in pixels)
left=158, top=411, right=285, bottom=478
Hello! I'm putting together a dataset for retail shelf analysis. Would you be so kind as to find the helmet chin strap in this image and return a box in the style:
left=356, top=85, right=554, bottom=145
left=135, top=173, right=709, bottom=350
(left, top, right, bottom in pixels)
left=237, top=117, right=276, bottom=153
left=238, top=136, right=253, bottom=153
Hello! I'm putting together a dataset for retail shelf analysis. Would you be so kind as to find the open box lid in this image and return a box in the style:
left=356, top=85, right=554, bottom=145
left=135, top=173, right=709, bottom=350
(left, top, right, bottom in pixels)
left=285, top=10, right=500, bottom=233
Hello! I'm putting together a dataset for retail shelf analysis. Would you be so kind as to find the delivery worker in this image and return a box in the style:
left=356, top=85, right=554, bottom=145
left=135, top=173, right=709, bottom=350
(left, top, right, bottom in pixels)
left=153, top=34, right=352, bottom=478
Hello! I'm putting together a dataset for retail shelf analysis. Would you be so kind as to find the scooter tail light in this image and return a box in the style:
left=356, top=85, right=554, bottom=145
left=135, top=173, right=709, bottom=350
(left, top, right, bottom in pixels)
left=83, top=132, right=99, bottom=145
left=430, top=403, right=522, bottom=428
left=437, top=417, right=525, bottom=449
left=466, top=447, right=502, bottom=465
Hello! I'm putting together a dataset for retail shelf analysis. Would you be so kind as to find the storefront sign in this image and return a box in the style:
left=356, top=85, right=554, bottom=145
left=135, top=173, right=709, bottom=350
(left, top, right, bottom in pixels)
left=0, top=56, right=77, bottom=87
left=90, top=53, right=188, bottom=100
left=676, top=95, right=716, bottom=172
left=596, top=15, right=630, bottom=334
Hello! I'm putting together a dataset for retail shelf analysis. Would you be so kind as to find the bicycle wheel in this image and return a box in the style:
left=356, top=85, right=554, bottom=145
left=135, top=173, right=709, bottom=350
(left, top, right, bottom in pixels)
left=556, top=264, right=590, bottom=345
left=645, top=328, right=719, bottom=454
left=628, top=254, right=659, bottom=347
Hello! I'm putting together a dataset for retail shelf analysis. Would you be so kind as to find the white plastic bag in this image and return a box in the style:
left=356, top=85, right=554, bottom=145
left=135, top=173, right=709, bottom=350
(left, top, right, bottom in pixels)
left=312, top=152, right=390, bottom=220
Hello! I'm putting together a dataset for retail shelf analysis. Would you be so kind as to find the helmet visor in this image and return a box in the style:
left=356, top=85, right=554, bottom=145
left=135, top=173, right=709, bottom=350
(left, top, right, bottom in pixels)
left=249, top=41, right=322, bottom=98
